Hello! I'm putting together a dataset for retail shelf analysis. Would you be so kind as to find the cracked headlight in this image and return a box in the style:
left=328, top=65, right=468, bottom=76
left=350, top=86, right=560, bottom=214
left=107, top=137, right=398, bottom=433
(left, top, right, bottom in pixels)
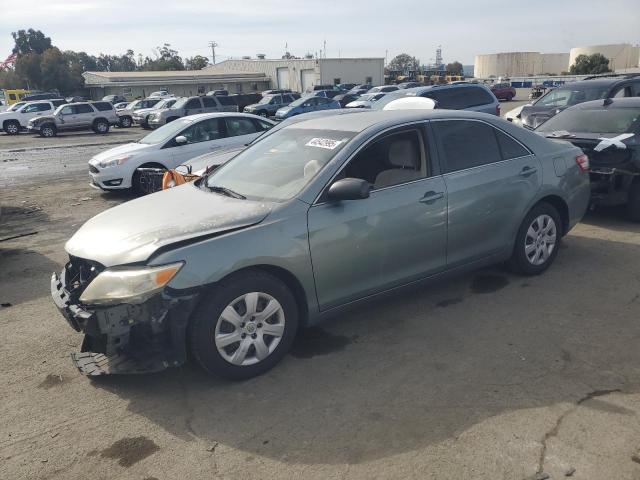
left=79, top=262, right=184, bottom=305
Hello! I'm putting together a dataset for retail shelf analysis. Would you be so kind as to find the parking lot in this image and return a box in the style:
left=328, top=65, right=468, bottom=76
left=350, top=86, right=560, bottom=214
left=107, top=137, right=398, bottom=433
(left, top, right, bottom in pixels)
left=1, top=90, right=640, bottom=480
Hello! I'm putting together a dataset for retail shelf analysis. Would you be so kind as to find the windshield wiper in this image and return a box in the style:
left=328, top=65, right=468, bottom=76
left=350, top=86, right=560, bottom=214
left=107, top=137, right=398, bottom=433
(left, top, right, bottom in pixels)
left=207, top=185, right=246, bottom=199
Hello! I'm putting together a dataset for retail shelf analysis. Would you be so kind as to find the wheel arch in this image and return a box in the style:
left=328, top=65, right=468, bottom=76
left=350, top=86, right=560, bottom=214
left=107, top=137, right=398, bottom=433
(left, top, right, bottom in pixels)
left=93, top=116, right=109, bottom=125
left=198, top=264, right=310, bottom=327
left=535, top=195, right=569, bottom=236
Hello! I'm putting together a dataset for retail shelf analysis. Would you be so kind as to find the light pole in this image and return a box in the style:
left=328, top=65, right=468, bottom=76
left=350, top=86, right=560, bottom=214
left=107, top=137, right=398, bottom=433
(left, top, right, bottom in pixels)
left=209, top=41, right=218, bottom=64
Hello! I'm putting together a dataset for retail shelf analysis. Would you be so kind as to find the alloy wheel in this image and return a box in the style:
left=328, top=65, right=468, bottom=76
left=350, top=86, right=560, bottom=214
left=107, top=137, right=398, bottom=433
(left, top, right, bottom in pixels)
left=214, top=292, right=285, bottom=366
left=6, top=123, right=18, bottom=134
left=42, top=126, right=54, bottom=137
left=524, top=214, right=557, bottom=266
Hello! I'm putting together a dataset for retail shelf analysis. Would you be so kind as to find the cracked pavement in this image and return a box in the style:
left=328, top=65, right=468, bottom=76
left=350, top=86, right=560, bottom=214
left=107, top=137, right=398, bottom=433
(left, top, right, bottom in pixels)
left=1, top=140, right=640, bottom=479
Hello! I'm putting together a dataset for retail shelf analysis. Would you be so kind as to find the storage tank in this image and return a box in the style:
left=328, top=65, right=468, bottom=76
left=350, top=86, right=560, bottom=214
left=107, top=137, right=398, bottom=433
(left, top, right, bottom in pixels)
left=569, top=44, right=640, bottom=71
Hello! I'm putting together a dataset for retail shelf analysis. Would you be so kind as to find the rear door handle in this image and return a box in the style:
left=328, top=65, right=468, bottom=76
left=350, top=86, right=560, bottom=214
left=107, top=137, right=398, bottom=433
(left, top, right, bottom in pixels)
left=520, top=166, right=538, bottom=177
left=420, top=191, right=444, bottom=204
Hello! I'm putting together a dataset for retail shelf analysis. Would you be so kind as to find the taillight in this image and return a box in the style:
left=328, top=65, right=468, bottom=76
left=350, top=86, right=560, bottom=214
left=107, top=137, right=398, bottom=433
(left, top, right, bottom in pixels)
left=496, top=104, right=501, bottom=116
left=575, top=154, right=589, bottom=172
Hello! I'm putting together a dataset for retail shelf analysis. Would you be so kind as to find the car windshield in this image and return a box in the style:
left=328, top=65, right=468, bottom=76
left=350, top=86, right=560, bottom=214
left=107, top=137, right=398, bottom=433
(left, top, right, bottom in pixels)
left=359, top=93, right=384, bottom=102
left=258, top=96, right=275, bottom=105
left=288, top=97, right=308, bottom=107
left=534, top=86, right=610, bottom=108
left=204, top=127, right=355, bottom=201
left=537, top=107, right=640, bottom=135
left=138, top=118, right=191, bottom=144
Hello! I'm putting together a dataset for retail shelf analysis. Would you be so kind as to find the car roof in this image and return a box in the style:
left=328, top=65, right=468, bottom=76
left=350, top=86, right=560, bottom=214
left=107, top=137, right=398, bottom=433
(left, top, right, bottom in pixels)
left=571, top=97, right=640, bottom=109
left=554, top=78, right=631, bottom=89
left=286, top=109, right=500, bottom=133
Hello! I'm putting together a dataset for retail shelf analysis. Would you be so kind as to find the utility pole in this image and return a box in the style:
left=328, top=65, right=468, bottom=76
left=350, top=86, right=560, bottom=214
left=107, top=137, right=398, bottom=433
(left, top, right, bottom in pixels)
left=209, top=41, right=218, bottom=64
left=323, top=39, right=326, bottom=58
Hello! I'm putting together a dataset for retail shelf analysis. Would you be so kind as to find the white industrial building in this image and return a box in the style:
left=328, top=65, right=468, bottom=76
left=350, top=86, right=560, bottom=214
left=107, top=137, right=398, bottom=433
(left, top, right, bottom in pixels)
left=203, top=57, right=385, bottom=92
left=474, top=43, right=640, bottom=79
left=569, top=43, right=640, bottom=71
left=474, top=52, right=569, bottom=78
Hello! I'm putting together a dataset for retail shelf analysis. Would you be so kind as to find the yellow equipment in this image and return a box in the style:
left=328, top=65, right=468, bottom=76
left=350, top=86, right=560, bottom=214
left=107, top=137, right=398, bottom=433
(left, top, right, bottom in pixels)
left=2, top=89, right=30, bottom=105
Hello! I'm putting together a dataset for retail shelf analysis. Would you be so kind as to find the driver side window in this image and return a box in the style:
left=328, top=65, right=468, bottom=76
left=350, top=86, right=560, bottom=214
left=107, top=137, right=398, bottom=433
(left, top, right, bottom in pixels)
left=180, top=118, right=223, bottom=144
left=537, top=90, right=568, bottom=107
left=341, top=128, right=428, bottom=190
left=60, top=106, right=74, bottom=115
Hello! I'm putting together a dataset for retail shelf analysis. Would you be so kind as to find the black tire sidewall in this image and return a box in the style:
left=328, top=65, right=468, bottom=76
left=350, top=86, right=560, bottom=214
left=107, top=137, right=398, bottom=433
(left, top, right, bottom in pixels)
left=509, top=202, right=562, bottom=275
left=120, top=117, right=132, bottom=128
left=189, top=271, right=299, bottom=380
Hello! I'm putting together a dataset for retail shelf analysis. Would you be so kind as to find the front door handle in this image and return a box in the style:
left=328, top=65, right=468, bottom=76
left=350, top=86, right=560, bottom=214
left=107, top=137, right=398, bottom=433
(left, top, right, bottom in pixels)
left=420, top=191, right=444, bottom=204
left=520, top=166, right=538, bottom=177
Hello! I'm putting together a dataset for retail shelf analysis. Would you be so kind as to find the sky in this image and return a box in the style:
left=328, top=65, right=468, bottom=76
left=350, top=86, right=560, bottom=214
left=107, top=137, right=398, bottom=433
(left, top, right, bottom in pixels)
left=0, top=0, right=638, bottom=66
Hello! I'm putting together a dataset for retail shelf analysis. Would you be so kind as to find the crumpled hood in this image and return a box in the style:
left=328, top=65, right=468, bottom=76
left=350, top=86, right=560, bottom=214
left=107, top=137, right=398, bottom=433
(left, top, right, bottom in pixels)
left=66, top=183, right=273, bottom=266
left=90, top=142, right=152, bottom=164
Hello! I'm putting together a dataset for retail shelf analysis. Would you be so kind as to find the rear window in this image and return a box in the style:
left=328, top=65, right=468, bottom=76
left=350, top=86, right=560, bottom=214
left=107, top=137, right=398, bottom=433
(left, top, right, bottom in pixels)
left=92, top=102, right=113, bottom=111
left=427, top=87, right=493, bottom=109
left=496, top=130, right=530, bottom=159
left=537, top=107, right=640, bottom=134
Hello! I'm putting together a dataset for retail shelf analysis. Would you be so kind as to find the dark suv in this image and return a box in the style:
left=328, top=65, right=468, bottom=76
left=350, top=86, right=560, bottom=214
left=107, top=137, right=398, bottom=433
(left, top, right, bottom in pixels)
left=372, top=83, right=500, bottom=115
left=520, top=74, right=640, bottom=129
left=243, top=93, right=300, bottom=117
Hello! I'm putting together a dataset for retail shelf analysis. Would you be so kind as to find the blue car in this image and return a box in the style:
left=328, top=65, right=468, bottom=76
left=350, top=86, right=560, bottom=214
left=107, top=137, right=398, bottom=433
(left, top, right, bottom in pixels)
left=275, top=96, right=341, bottom=120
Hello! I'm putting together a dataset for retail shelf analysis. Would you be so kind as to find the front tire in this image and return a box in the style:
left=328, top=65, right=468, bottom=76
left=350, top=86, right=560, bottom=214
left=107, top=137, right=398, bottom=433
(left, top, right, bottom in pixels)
left=40, top=123, right=57, bottom=137
left=508, top=202, right=561, bottom=275
left=119, top=116, right=132, bottom=128
left=189, top=271, right=298, bottom=380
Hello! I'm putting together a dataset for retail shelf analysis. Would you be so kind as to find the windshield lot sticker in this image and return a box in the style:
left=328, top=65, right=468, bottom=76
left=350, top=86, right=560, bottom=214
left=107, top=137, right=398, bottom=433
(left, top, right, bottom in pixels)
left=306, top=138, right=344, bottom=150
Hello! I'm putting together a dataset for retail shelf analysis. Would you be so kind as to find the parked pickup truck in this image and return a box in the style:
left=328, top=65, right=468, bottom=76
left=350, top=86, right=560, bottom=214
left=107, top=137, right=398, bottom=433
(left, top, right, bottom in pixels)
left=0, top=99, right=67, bottom=134
left=27, top=101, right=120, bottom=137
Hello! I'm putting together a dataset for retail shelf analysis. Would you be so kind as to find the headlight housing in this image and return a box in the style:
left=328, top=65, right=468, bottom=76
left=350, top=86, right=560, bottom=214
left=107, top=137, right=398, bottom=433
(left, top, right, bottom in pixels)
left=79, top=262, right=183, bottom=305
left=99, top=155, right=132, bottom=168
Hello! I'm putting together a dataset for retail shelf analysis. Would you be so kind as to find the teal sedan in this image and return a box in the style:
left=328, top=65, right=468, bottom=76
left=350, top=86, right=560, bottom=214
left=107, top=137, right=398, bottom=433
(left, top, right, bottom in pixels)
left=275, top=95, right=340, bottom=120
left=52, top=110, right=590, bottom=379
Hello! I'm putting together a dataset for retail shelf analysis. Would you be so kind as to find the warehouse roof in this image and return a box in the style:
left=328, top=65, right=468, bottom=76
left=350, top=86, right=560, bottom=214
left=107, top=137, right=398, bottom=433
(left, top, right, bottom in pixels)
left=83, top=70, right=268, bottom=86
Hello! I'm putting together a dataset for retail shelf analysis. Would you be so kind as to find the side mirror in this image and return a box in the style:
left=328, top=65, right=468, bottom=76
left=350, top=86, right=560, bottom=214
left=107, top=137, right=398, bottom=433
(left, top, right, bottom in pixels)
left=175, top=135, right=188, bottom=145
left=326, top=178, right=371, bottom=201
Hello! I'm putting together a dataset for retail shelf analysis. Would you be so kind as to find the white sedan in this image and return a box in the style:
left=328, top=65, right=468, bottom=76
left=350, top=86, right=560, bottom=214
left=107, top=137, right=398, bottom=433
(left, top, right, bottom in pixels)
left=89, top=112, right=275, bottom=193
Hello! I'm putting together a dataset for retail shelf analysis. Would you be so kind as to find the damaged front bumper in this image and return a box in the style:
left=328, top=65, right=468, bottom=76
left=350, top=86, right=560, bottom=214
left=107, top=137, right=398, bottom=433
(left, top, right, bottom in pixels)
left=51, top=262, right=200, bottom=376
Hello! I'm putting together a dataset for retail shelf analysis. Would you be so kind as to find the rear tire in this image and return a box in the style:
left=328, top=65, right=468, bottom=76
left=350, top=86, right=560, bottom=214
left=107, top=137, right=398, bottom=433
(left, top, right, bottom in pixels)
left=93, top=119, right=110, bottom=134
left=626, top=179, right=640, bottom=222
left=507, top=94, right=514, bottom=101
left=131, top=163, right=166, bottom=195
left=3, top=120, right=20, bottom=135
left=40, top=123, right=57, bottom=137
left=189, top=271, right=298, bottom=380
left=508, top=202, right=561, bottom=275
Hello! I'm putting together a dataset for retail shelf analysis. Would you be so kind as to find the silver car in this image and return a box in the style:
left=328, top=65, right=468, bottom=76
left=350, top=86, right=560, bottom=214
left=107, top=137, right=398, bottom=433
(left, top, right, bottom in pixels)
left=52, top=110, right=590, bottom=379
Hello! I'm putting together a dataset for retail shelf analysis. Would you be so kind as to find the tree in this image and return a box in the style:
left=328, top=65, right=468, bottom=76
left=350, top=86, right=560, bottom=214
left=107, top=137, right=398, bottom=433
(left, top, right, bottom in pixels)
left=14, top=53, right=42, bottom=88
left=185, top=55, right=209, bottom=70
left=12, top=29, right=52, bottom=55
left=569, top=53, right=611, bottom=75
left=141, top=44, right=184, bottom=71
left=446, top=61, right=463, bottom=75
left=39, top=47, right=72, bottom=92
left=388, top=53, right=420, bottom=73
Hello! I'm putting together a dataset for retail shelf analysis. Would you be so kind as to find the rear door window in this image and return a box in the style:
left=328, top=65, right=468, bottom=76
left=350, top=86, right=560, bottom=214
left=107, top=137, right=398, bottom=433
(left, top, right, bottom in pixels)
left=22, top=103, right=50, bottom=113
left=433, top=120, right=502, bottom=172
left=495, top=130, right=531, bottom=159
left=463, top=87, right=494, bottom=107
left=252, top=119, right=274, bottom=131
left=92, top=102, right=113, bottom=111
left=202, top=96, right=218, bottom=108
left=184, top=98, right=202, bottom=109
left=216, top=96, right=237, bottom=106
left=225, top=117, right=259, bottom=137
left=75, top=104, right=95, bottom=114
